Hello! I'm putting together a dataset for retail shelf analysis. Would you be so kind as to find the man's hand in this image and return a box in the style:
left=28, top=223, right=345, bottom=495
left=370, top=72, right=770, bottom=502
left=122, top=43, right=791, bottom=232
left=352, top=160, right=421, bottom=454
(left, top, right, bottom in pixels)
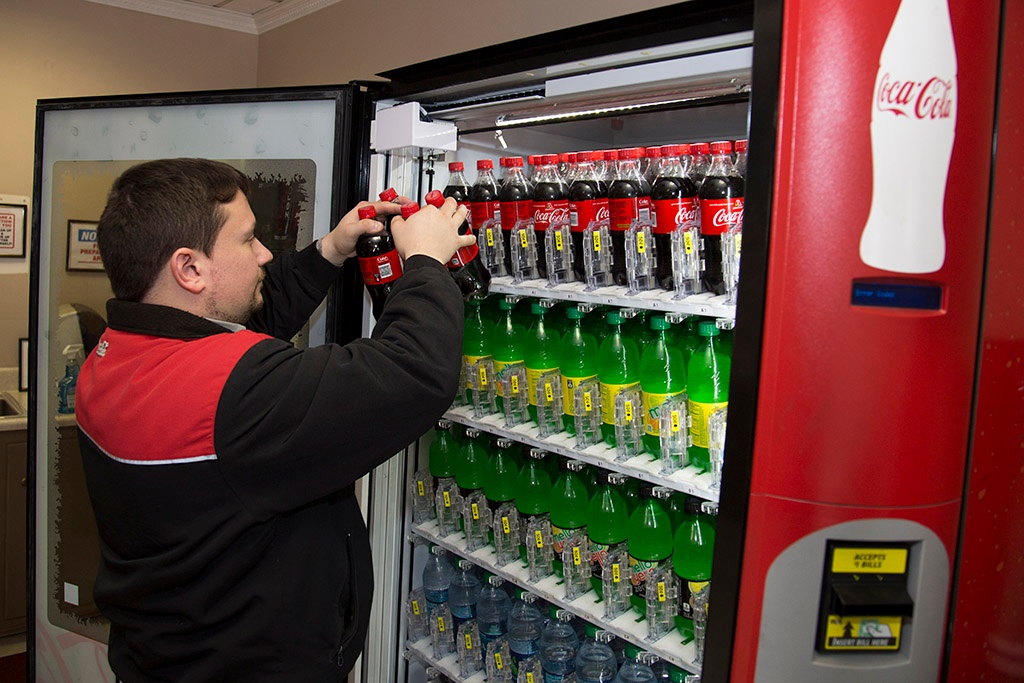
left=390, top=197, right=475, bottom=265
left=318, top=197, right=410, bottom=266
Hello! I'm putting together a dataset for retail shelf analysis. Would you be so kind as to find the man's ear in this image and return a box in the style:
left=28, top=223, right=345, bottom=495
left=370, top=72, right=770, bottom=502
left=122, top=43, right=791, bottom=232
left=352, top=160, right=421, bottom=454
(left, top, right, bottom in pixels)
left=169, top=247, right=207, bottom=295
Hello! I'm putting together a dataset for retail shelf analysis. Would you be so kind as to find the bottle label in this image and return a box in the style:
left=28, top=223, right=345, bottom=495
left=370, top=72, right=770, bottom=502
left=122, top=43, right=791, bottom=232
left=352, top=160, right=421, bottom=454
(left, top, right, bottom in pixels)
left=699, top=197, right=744, bottom=236
left=629, top=555, right=665, bottom=599
left=500, top=200, right=533, bottom=231
left=357, top=251, right=403, bottom=285
left=464, top=354, right=491, bottom=391
left=569, top=200, right=610, bottom=233
left=679, top=578, right=711, bottom=620
left=493, top=359, right=523, bottom=398
left=471, top=200, right=500, bottom=232
left=561, top=373, right=598, bottom=417
left=609, top=196, right=640, bottom=232
left=448, top=242, right=480, bottom=269
left=533, top=200, right=569, bottom=233
left=599, top=381, right=641, bottom=426
left=688, top=399, right=728, bottom=448
left=652, top=196, right=699, bottom=235
left=551, top=524, right=583, bottom=555
left=526, top=366, right=559, bottom=407
left=589, top=541, right=610, bottom=569
left=643, top=390, right=686, bottom=436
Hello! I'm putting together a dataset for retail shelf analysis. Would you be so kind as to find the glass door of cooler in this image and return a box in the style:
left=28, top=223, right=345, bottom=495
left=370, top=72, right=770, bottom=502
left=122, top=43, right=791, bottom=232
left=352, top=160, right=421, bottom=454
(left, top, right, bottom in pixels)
left=359, top=21, right=760, bottom=683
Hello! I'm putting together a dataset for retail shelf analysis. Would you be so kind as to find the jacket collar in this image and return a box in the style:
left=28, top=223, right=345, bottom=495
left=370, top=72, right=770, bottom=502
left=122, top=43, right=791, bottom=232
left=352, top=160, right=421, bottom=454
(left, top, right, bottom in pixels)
left=105, top=299, right=232, bottom=340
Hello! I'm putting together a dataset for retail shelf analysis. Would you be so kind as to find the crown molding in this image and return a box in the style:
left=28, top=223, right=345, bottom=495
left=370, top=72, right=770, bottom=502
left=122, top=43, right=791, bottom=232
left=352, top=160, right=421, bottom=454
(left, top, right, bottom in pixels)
left=83, top=0, right=343, bottom=35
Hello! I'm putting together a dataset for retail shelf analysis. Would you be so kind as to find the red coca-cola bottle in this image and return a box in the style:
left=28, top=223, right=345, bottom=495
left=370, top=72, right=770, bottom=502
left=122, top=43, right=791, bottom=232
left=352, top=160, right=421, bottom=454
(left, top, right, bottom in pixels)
left=436, top=181, right=491, bottom=300
left=607, top=147, right=652, bottom=286
left=356, top=204, right=403, bottom=320
left=651, top=144, right=699, bottom=291
left=531, top=154, right=568, bottom=280
left=690, top=142, right=712, bottom=188
left=498, top=156, right=533, bottom=276
left=568, top=151, right=609, bottom=282
left=642, top=145, right=663, bottom=185
left=733, top=139, right=748, bottom=179
left=698, top=140, right=744, bottom=295
left=470, top=159, right=501, bottom=263
left=558, top=152, right=576, bottom=183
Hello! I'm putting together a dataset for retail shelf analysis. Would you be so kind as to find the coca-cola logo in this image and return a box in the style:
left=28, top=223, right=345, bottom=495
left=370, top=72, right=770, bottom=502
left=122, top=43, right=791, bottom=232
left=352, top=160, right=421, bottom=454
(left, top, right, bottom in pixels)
left=534, top=207, right=570, bottom=224
left=712, top=205, right=743, bottom=228
left=876, top=72, right=955, bottom=120
left=675, top=205, right=699, bottom=225
left=595, top=206, right=610, bottom=221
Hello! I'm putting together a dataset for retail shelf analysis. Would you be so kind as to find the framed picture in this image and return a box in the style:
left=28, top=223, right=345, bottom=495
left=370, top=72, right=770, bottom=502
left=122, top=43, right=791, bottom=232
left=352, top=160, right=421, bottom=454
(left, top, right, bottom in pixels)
left=19, top=338, right=29, bottom=392
left=66, top=219, right=103, bottom=271
left=0, top=202, right=27, bottom=258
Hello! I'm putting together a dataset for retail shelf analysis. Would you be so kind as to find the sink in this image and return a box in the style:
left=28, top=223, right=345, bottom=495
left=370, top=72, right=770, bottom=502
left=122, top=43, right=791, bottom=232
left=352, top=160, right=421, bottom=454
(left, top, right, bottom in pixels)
left=0, top=393, right=25, bottom=417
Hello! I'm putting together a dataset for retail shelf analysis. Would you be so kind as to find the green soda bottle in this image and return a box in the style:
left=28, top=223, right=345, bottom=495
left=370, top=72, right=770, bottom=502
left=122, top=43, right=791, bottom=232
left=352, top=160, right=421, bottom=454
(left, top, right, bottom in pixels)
left=558, top=307, right=599, bottom=435
left=626, top=484, right=674, bottom=614
left=463, top=299, right=493, bottom=404
left=640, top=315, right=687, bottom=457
left=514, top=449, right=553, bottom=563
left=491, top=298, right=526, bottom=413
left=621, top=476, right=641, bottom=516
left=597, top=311, right=641, bottom=447
left=673, top=496, right=716, bottom=635
left=429, top=419, right=461, bottom=536
left=586, top=470, right=630, bottom=596
left=549, top=459, right=589, bottom=576
left=485, top=437, right=521, bottom=552
left=673, top=316, right=702, bottom=369
left=524, top=301, right=561, bottom=425
left=687, top=320, right=731, bottom=472
left=456, top=427, right=491, bottom=550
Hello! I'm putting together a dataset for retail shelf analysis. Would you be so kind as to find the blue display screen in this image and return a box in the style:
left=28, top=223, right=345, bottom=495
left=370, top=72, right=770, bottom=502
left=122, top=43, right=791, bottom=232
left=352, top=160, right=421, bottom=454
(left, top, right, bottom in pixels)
left=851, top=280, right=944, bottom=310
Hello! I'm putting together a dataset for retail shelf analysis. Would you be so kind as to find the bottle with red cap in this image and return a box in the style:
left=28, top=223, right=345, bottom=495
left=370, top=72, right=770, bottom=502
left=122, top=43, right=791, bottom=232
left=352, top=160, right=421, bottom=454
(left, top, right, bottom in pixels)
left=567, top=151, right=609, bottom=283
left=442, top=165, right=491, bottom=300
left=470, top=159, right=502, bottom=275
left=689, top=142, right=712, bottom=188
left=498, top=156, right=534, bottom=277
left=607, top=147, right=652, bottom=287
left=531, top=154, right=569, bottom=280
left=733, top=139, right=748, bottom=179
left=651, top=144, right=700, bottom=291
left=356, top=203, right=403, bottom=320
left=697, top=141, right=744, bottom=295
left=558, top=152, right=576, bottom=184
left=642, top=146, right=663, bottom=186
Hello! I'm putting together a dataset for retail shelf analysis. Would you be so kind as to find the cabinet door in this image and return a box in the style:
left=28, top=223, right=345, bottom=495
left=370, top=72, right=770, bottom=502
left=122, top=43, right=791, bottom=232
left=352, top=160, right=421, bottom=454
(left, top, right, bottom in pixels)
left=1, top=433, right=27, bottom=636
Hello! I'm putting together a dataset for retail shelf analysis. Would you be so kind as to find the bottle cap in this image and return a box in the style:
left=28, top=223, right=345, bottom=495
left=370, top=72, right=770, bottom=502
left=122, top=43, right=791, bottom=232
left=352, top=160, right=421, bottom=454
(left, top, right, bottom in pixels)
left=620, top=147, right=642, bottom=159
left=566, top=306, right=585, bottom=320
left=424, top=189, right=444, bottom=207
left=606, top=310, right=623, bottom=325
left=558, top=152, right=571, bottom=163
left=685, top=495, right=703, bottom=515
left=498, top=298, right=514, bottom=310
left=357, top=206, right=376, bottom=220
left=735, top=139, right=748, bottom=152
left=660, top=144, right=682, bottom=157
left=507, top=156, right=524, bottom=167
left=541, top=153, right=558, bottom=165
left=646, top=146, right=663, bottom=157
left=650, top=315, right=670, bottom=331
left=692, top=142, right=711, bottom=154
left=697, top=320, right=720, bottom=337
left=531, top=302, right=546, bottom=315
left=379, top=187, right=398, bottom=202
left=676, top=143, right=693, bottom=155
left=448, top=161, right=464, bottom=172
left=477, top=159, right=494, bottom=170
left=499, top=157, right=511, bottom=167
left=604, top=149, right=619, bottom=161
left=400, top=203, right=420, bottom=219
left=710, top=140, right=734, bottom=154
left=624, top=643, right=644, bottom=660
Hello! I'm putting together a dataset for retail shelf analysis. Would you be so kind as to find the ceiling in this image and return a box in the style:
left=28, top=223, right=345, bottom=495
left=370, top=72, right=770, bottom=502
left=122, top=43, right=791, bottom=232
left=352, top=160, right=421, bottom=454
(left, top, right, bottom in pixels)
left=83, top=0, right=342, bottom=35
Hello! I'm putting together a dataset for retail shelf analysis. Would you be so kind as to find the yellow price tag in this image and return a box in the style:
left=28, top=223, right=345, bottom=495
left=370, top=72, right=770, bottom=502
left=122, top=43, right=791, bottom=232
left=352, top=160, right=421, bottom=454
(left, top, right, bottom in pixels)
left=494, top=653, right=504, bottom=670
left=471, top=503, right=480, bottom=520
left=736, top=234, right=743, bottom=254
left=511, top=375, right=519, bottom=394
left=612, top=563, right=621, bottom=583
left=544, top=382, right=554, bottom=403
left=593, top=232, right=602, bottom=251
left=527, top=674, right=535, bottom=683
left=572, top=546, right=582, bottom=565
left=437, top=616, right=445, bottom=633
left=479, top=365, right=488, bottom=388
left=465, top=634, right=473, bottom=650
left=671, top=410, right=681, bottom=432
left=583, top=392, right=593, bottom=412
left=657, top=582, right=667, bottom=602
left=442, top=491, right=451, bottom=508
left=502, top=516, right=511, bottom=535
left=637, top=232, right=646, bottom=253
left=624, top=400, right=634, bottom=422
left=520, top=229, right=529, bottom=248
left=416, top=481, right=425, bottom=497
left=535, top=530, right=544, bottom=548
left=486, top=228, right=495, bottom=247
left=411, top=600, right=420, bottom=616
left=684, top=231, right=694, bottom=254
left=555, top=232, right=564, bottom=250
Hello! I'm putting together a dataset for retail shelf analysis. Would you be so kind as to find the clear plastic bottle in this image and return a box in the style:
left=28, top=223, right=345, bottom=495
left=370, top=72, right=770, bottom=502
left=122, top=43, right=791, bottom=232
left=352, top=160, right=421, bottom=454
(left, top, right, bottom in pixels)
left=422, top=545, right=455, bottom=607
left=449, top=559, right=481, bottom=628
left=575, top=626, right=618, bottom=682
left=612, top=646, right=657, bottom=682
left=539, top=608, right=579, bottom=682
left=477, top=575, right=512, bottom=645
left=506, top=591, right=544, bottom=669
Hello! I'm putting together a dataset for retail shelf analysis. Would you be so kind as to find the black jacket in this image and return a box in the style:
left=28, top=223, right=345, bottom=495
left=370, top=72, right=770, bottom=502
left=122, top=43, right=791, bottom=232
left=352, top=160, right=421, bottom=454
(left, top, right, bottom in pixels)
left=77, top=244, right=463, bottom=682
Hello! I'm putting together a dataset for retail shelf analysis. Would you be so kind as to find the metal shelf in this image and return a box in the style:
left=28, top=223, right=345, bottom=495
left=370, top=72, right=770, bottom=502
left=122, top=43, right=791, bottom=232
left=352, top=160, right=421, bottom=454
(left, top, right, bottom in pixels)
left=445, top=404, right=720, bottom=504
left=488, top=276, right=736, bottom=319
left=406, top=638, right=486, bottom=683
left=411, top=520, right=701, bottom=674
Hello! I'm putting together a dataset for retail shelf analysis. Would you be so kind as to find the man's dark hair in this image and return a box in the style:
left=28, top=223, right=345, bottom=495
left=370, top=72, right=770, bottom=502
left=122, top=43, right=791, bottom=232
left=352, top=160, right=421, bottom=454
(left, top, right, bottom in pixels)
left=97, top=158, right=251, bottom=302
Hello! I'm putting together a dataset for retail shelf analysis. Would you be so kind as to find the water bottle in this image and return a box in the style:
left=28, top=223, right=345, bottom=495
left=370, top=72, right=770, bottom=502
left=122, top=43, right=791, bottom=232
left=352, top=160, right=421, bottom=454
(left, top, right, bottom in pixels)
left=507, top=591, right=544, bottom=668
left=612, top=646, right=657, bottom=682
left=575, top=626, right=618, bottom=682
left=422, top=545, right=455, bottom=607
left=449, top=559, right=481, bottom=627
left=477, top=575, right=513, bottom=645
left=539, top=608, right=579, bottom=682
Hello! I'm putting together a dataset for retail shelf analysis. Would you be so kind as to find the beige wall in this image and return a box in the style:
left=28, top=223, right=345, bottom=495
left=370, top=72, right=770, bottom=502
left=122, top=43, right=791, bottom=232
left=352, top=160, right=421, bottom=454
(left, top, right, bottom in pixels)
left=0, top=0, right=258, bottom=367
left=257, top=0, right=680, bottom=85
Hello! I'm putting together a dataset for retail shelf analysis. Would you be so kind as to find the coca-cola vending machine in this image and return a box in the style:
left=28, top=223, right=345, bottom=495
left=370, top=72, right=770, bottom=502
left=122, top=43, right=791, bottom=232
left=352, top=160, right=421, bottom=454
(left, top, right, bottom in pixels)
left=355, top=0, right=1020, bottom=682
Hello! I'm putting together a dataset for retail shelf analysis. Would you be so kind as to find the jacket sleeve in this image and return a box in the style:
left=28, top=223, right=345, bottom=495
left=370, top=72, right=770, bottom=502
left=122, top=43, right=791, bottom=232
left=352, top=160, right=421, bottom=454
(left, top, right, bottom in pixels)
left=247, top=242, right=341, bottom=341
left=213, top=255, right=464, bottom=518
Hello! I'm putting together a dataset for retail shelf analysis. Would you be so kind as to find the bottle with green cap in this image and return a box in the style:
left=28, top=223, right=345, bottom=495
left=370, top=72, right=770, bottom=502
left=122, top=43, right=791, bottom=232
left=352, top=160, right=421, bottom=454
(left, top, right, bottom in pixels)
left=612, top=647, right=658, bottom=683
left=597, top=310, right=642, bottom=448
left=687, top=320, right=731, bottom=472
left=640, top=315, right=687, bottom=458
left=627, top=484, right=675, bottom=615
left=485, top=437, right=521, bottom=566
left=515, top=449, right=554, bottom=581
left=673, top=496, right=716, bottom=636
left=463, top=298, right=493, bottom=407
left=491, top=297, right=527, bottom=416
left=428, top=420, right=460, bottom=534
left=455, top=428, right=491, bottom=551
left=587, top=471, right=631, bottom=615
left=524, top=299, right=562, bottom=429
left=559, top=306, right=600, bottom=435
left=549, top=459, right=590, bottom=582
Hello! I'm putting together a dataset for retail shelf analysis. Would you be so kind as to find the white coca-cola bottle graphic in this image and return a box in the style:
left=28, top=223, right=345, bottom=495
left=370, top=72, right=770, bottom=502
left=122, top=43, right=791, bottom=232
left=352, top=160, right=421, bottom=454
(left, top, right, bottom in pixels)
left=860, top=0, right=958, bottom=273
